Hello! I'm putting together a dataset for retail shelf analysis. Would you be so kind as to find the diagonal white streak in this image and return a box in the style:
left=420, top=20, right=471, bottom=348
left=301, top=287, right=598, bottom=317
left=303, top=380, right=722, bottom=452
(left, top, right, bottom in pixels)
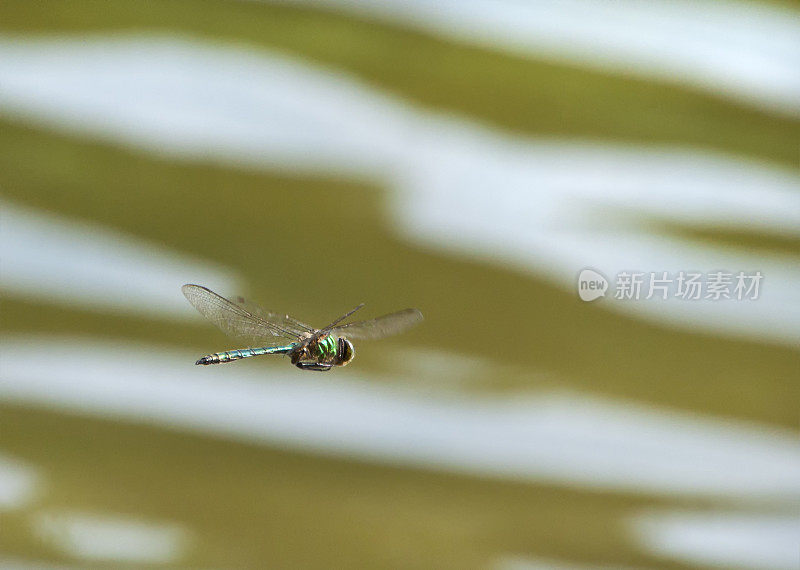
left=270, top=0, right=800, bottom=117
left=1, top=337, right=799, bottom=501
left=0, top=36, right=798, bottom=343
left=0, top=200, right=239, bottom=317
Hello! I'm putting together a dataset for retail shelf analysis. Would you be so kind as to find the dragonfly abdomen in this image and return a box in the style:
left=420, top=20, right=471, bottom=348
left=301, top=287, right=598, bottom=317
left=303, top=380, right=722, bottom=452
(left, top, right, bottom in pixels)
left=196, top=345, right=293, bottom=365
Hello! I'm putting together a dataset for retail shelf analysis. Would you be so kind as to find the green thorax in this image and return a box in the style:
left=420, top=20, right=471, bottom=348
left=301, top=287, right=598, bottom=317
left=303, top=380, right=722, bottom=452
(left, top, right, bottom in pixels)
left=316, top=334, right=337, bottom=359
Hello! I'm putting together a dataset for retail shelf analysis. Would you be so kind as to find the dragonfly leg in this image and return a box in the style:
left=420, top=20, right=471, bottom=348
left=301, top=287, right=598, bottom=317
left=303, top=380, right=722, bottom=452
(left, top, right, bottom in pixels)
left=295, top=361, right=333, bottom=372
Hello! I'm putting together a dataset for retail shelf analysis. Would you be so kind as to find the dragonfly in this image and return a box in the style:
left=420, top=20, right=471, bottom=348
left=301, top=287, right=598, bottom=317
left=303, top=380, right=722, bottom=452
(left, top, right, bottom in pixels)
left=182, top=284, right=423, bottom=371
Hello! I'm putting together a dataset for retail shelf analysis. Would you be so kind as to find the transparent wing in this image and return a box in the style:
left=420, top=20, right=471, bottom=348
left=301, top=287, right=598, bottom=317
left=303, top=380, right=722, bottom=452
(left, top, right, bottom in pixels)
left=330, top=308, right=423, bottom=340
left=319, top=303, right=365, bottom=333
left=232, top=295, right=314, bottom=335
left=182, top=284, right=306, bottom=343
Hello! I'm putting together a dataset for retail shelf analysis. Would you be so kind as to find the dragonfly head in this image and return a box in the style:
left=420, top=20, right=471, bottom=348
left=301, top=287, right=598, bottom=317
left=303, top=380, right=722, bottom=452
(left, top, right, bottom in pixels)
left=335, top=337, right=355, bottom=367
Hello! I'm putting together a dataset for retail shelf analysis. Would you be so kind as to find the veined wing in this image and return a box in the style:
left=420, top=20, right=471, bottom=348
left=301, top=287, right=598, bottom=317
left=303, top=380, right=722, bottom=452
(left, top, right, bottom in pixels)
left=330, top=308, right=423, bottom=340
left=319, top=303, right=365, bottom=334
left=182, top=284, right=305, bottom=343
left=232, top=295, right=314, bottom=335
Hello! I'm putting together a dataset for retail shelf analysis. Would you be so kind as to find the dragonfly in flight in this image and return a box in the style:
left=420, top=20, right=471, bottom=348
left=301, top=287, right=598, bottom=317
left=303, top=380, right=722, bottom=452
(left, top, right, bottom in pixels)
left=182, top=284, right=423, bottom=371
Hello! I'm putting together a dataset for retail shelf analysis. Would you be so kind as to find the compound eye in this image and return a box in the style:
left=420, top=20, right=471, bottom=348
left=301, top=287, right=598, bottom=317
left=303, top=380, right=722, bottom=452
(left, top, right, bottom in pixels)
left=337, top=337, right=354, bottom=365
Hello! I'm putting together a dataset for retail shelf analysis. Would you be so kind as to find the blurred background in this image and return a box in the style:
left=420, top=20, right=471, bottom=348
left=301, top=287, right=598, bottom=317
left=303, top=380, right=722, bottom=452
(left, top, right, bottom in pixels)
left=1, top=1, right=799, bottom=568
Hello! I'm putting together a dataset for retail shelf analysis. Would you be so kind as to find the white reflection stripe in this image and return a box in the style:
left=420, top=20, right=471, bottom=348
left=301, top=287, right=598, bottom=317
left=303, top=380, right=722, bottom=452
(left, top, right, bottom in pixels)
left=0, top=36, right=798, bottom=342
left=0, top=454, right=39, bottom=511
left=1, top=337, right=798, bottom=500
left=0, top=201, right=239, bottom=317
left=495, top=555, right=649, bottom=570
left=33, top=510, right=188, bottom=564
left=273, top=0, right=800, bottom=116
left=630, top=510, right=800, bottom=570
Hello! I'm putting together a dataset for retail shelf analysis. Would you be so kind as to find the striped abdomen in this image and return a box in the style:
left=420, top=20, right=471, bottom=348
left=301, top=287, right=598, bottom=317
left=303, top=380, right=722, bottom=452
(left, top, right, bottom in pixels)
left=196, top=345, right=293, bottom=365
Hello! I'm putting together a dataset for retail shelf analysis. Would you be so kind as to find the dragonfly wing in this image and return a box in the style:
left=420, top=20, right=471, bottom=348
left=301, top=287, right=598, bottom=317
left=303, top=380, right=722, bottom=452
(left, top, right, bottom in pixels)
left=319, top=303, right=365, bottom=333
left=330, top=308, right=423, bottom=340
left=182, top=284, right=303, bottom=343
left=232, top=295, right=314, bottom=335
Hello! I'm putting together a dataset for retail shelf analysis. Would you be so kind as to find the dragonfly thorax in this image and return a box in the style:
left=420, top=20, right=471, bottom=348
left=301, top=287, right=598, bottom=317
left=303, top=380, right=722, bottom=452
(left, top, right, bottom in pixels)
left=316, top=334, right=338, bottom=359
left=310, top=335, right=354, bottom=367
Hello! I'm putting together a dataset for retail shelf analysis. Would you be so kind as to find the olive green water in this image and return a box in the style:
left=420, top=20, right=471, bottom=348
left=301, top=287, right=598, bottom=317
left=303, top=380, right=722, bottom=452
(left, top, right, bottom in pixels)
left=1, top=2, right=798, bottom=568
